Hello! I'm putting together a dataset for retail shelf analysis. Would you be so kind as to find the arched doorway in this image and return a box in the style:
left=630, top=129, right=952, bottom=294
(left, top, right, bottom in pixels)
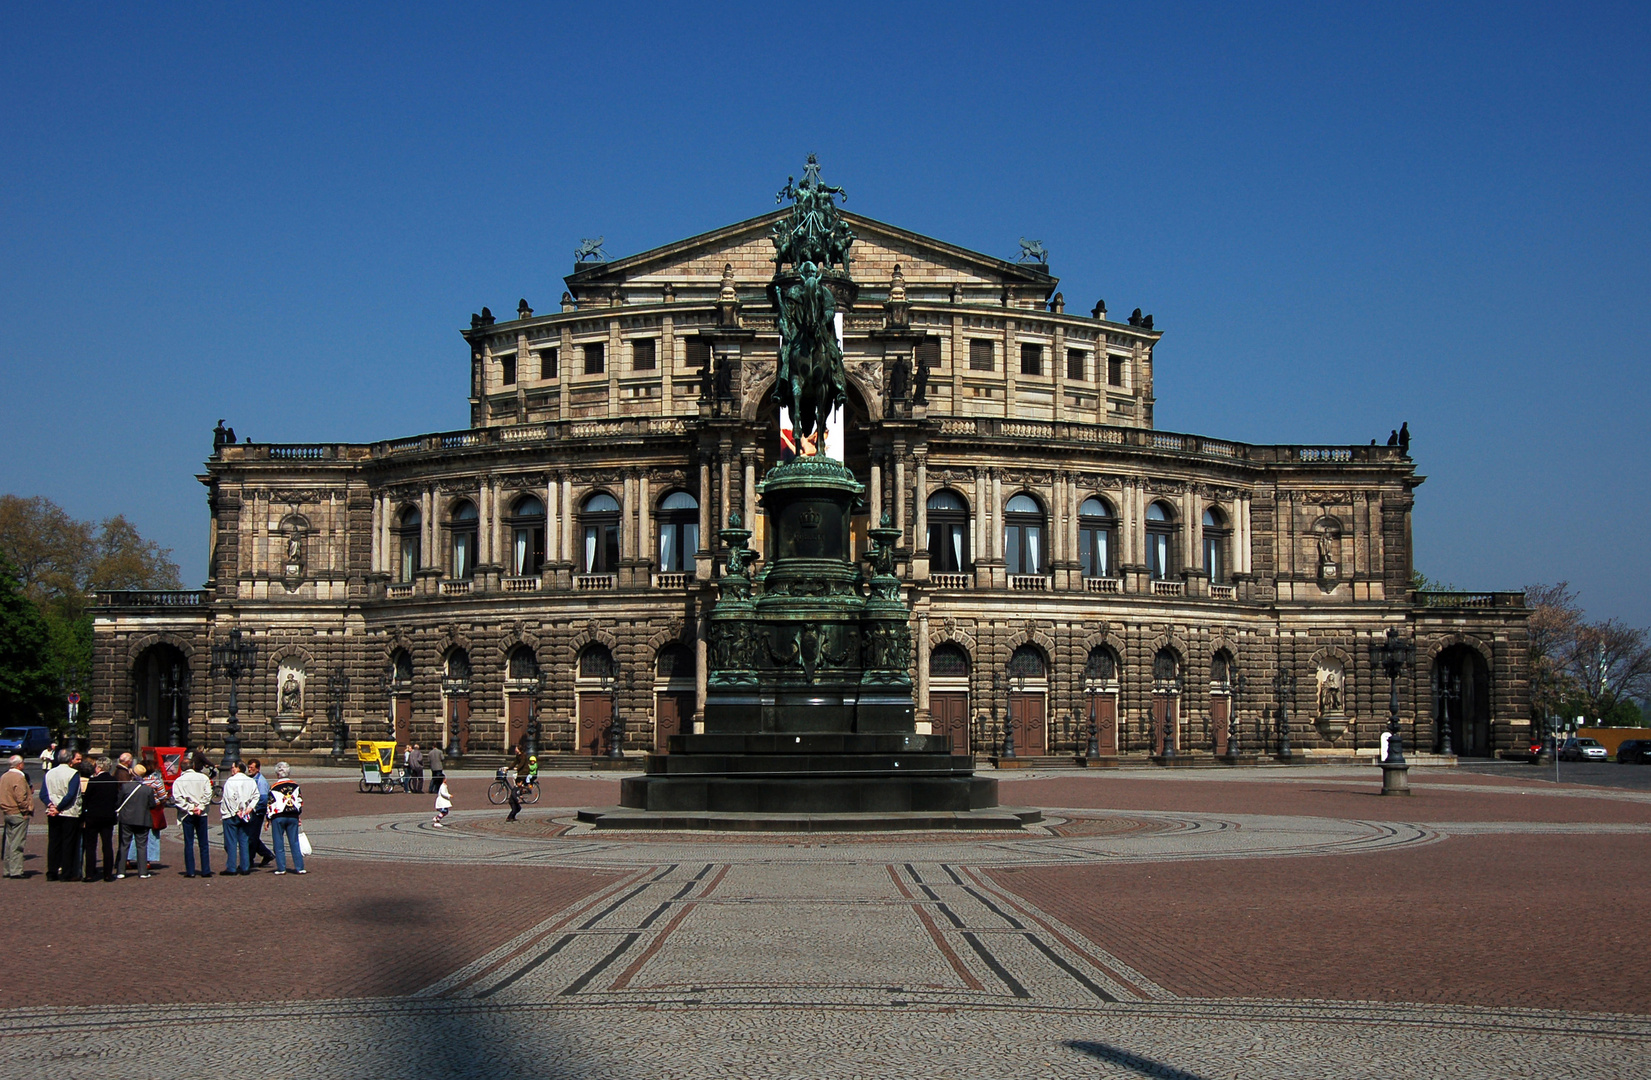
left=132, top=644, right=190, bottom=750
left=653, top=644, right=696, bottom=752
left=929, top=644, right=971, bottom=755
left=576, top=645, right=616, bottom=756
left=1007, top=645, right=1048, bottom=755
left=1152, top=648, right=1182, bottom=755
left=504, top=646, right=540, bottom=753
left=1434, top=644, right=1492, bottom=757
left=442, top=649, right=472, bottom=755
left=1084, top=646, right=1120, bottom=756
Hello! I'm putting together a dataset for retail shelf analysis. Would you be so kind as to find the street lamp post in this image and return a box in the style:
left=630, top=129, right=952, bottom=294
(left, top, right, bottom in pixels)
left=328, top=670, right=350, bottom=758
left=1371, top=628, right=1414, bottom=796
left=59, top=665, right=83, bottom=754
left=605, top=666, right=625, bottom=760
left=162, top=663, right=187, bottom=747
left=1435, top=670, right=1460, bottom=757
left=1273, top=667, right=1296, bottom=759
left=523, top=671, right=542, bottom=759
left=1228, top=671, right=1246, bottom=759
left=995, top=670, right=1014, bottom=759
left=210, top=629, right=258, bottom=767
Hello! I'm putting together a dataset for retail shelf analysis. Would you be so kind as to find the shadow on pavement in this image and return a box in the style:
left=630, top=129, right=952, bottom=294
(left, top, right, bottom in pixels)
left=1066, top=1041, right=1212, bottom=1079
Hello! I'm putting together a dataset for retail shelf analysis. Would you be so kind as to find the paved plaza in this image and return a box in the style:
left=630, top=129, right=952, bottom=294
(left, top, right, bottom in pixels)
left=5, top=765, right=1650, bottom=1078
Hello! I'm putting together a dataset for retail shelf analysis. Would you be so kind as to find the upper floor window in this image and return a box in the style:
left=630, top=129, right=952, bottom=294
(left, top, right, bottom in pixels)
left=1078, top=496, right=1116, bottom=579
left=580, top=492, right=621, bottom=574
left=396, top=507, right=421, bottom=582
left=968, top=339, right=995, bottom=371
left=633, top=338, right=657, bottom=371
left=657, top=490, right=699, bottom=572
left=509, top=495, right=546, bottom=576
left=1004, top=493, right=1046, bottom=576
left=583, top=342, right=605, bottom=375
left=686, top=338, right=711, bottom=374
left=499, top=353, right=516, bottom=387
left=1020, top=343, right=1043, bottom=376
left=1202, top=507, right=1230, bottom=584
left=1108, top=355, right=1124, bottom=387
left=1146, top=500, right=1177, bottom=581
left=1067, top=349, right=1087, bottom=381
left=449, top=500, right=479, bottom=580
left=537, top=347, right=557, bottom=379
left=916, top=337, right=942, bottom=375
left=926, top=489, right=970, bottom=572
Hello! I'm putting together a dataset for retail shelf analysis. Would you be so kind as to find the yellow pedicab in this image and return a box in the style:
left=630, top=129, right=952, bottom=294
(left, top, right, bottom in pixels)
left=357, top=740, right=401, bottom=793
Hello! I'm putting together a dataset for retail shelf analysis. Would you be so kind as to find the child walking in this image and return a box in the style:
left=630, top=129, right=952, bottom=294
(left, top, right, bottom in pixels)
left=431, top=777, right=452, bottom=827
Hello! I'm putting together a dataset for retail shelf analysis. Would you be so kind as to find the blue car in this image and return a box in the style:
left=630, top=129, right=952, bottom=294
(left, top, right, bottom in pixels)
left=0, top=726, right=53, bottom=758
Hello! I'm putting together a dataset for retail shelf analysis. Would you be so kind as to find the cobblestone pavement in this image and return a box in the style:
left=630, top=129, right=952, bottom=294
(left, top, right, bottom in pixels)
left=5, top=768, right=1648, bottom=1079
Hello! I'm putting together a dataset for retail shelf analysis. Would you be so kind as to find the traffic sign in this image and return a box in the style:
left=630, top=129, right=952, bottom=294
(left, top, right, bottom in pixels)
left=67, top=693, right=80, bottom=705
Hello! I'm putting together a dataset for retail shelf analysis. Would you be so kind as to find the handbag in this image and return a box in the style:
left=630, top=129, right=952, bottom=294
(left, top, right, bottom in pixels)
left=298, top=829, right=312, bottom=857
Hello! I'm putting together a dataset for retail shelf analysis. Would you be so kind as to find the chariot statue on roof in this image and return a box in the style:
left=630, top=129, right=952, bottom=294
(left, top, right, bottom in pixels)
left=771, top=153, right=855, bottom=275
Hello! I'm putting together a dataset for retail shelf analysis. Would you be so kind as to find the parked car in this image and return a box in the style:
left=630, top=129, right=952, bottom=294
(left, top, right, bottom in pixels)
left=0, top=726, right=53, bottom=758
left=1559, top=737, right=1609, bottom=762
left=1616, top=739, right=1651, bottom=764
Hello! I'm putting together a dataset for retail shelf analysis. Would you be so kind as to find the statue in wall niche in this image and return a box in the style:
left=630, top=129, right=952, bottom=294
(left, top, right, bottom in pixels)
left=913, top=352, right=929, bottom=405
left=886, top=354, right=909, bottom=416
left=286, top=533, right=304, bottom=565
left=279, top=672, right=303, bottom=716
left=1316, top=661, right=1344, bottom=716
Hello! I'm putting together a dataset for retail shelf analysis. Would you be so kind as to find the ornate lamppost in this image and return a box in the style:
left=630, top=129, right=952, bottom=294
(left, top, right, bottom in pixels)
left=1227, top=670, right=1246, bottom=760
left=210, top=629, right=258, bottom=767
left=605, top=665, right=626, bottom=760
left=1371, top=628, right=1414, bottom=796
left=1155, top=657, right=1180, bottom=759
left=328, top=670, right=350, bottom=758
left=1272, top=666, right=1296, bottom=759
left=1084, top=670, right=1102, bottom=762
left=1434, top=669, right=1460, bottom=757
left=995, top=670, right=1014, bottom=759
left=522, top=669, right=542, bottom=759
left=161, top=662, right=188, bottom=747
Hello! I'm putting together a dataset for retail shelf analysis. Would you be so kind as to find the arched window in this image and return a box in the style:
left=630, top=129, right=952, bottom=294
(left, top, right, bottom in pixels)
left=1203, top=507, right=1230, bottom=585
left=395, top=506, right=421, bottom=582
left=1078, top=496, right=1116, bottom=579
left=1085, top=646, right=1118, bottom=687
left=509, top=495, right=546, bottom=577
left=1211, top=650, right=1232, bottom=688
left=1007, top=644, right=1047, bottom=682
left=390, top=648, right=414, bottom=687
left=1146, top=500, right=1177, bottom=581
left=1153, top=647, right=1181, bottom=688
left=578, top=644, right=615, bottom=681
left=929, top=643, right=971, bottom=678
left=657, top=491, right=699, bottom=573
left=507, top=645, right=540, bottom=682
left=444, top=649, right=472, bottom=684
left=926, top=489, right=970, bottom=572
left=448, top=500, right=479, bottom=580
left=655, top=643, right=695, bottom=681
left=1004, top=493, right=1046, bottom=576
left=580, top=492, right=621, bottom=574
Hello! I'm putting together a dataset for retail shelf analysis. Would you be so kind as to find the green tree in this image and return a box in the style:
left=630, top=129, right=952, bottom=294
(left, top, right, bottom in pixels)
left=0, top=556, right=54, bottom=725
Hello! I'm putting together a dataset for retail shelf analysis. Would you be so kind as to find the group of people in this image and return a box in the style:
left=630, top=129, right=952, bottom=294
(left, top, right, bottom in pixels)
left=400, top=742, right=445, bottom=794
left=0, top=749, right=308, bottom=881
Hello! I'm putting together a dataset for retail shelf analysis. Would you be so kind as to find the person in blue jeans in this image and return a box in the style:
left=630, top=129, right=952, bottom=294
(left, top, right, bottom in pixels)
left=171, top=753, right=214, bottom=878
left=266, top=762, right=305, bottom=874
left=218, top=760, right=258, bottom=875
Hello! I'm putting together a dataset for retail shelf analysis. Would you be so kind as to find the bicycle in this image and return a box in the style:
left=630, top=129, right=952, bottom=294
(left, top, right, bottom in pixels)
left=487, top=769, right=541, bottom=805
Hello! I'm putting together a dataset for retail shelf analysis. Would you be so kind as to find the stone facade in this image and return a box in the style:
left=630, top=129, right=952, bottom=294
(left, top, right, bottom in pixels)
left=91, top=209, right=1530, bottom=764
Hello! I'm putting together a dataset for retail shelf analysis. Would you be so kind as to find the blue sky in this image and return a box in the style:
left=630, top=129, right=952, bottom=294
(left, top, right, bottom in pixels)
left=2, top=2, right=1647, bottom=624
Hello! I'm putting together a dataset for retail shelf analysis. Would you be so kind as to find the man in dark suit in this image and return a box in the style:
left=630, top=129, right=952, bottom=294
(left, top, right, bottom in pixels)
left=80, top=757, right=120, bottom=882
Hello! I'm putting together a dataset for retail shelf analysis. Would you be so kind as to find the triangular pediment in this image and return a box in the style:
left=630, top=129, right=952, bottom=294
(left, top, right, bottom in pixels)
left=565, top=211, right=1056, bottom=298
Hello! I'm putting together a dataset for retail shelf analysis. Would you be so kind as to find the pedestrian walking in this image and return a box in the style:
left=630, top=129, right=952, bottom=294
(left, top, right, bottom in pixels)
left=41, top=749, right=84, bottom=881
left=426, top=743, right=445, bottom=796
left=172, top=753, right=214, bottom=878
left=431, top=777, right=452, bottom=827
left=219, top=761, right=259, bottom=875
left=266, top=762, right=305, bottom=875
left=79, top=758, right=119, bottom=882
left=38, top=743, right=55, bottom=776
left=244, top=759, right=276, bottom=867
left=506, top=775, right=522, bottom=822
left=124, top=764, right=166, bottom=871
left=0, top=756, right=34, bottom=878
left=115, top=764, right=157, bottom=879
left=408, top=743, right=424, bottom=794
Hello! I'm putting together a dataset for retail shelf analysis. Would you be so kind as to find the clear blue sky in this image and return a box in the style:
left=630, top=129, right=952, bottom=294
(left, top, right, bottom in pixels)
left=2, top=2, right=1647, bottom=625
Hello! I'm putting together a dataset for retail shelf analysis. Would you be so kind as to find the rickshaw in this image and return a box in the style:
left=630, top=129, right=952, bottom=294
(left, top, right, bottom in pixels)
left=357, top=740, right=402, bottom=793
left=139, top=746, right=188, bottom=795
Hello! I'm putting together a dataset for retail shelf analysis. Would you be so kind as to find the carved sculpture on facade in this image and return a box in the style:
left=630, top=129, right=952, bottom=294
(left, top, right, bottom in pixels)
left=574, top=237, right=609, bottom=263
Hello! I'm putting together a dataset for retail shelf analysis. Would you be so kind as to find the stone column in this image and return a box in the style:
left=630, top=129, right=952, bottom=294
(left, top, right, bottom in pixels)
left=869, top=458, right=882, bottom=523
left=972, top=470, right=986, bottom=583
left=719, top=451, right=731, bottom=532
left=698, top=459, right=711, bottom=543
left=991, top=471, right=1003, bottom=561
left=1186, top=487, right=1202, bottom=577
left=694, top=630, right=708, bottom=728
left=560, top=474, right=573, bottom=567
left=421, top=488, right=434, bottom=568
left=638, top=472, right=651, bottom=576
left=477, top=480, right=491, bottom=566
left=742, top=452, right=755, bottom=537
left=917, top=613, right=931, bottom=716
left=492, top=478, right=504, bottom=567
left=894, top=451, right=907, bottom=542
left=914, top=456, right=928, bottom=549
left=370, top=496, right=382, bottom=574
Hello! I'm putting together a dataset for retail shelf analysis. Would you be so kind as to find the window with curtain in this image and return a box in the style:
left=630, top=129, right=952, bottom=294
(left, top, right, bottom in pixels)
left=1202, top=507, right=1230, bottom=584
left=1078, top=496, right=1115, bottom=578
left=926, top=489, right=970, bottom=572
left=396, top=507, right=421, bottom=582
left=580, top=492, right=621, bottom=574
left=449, top=501, right=479, bottom=580
left=1146, top=501, right=1176, bottom=581
left=509, top=495, right=546, bottom=576
left=1004, top=493, right=1046, bottom=576
left=657, top=490, right=699, bottom=572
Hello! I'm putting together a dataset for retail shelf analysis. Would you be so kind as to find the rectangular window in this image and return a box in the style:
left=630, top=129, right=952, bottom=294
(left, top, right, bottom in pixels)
left=968, top=339, right=994, bottom=371
left=1080, top=527, right=1111, bottom=578
left=916, top=337, right=942, bottom=373
left=633, top=338, right=656, bottom=371
left=1108, top=355, right=1124, bottom=386
left=1067, top=349, right=1087, bottom=381
left=538, top=347, right=557, bottom=379
left=583, top=343, right=605, bottom=375
left=1205, top=536, right=1225, bottom=584
left=685, top=338, right=711, bottom=371
left=499, top=354, right=516, bottom=387
left=1020, top=344, right=1043, bottom=377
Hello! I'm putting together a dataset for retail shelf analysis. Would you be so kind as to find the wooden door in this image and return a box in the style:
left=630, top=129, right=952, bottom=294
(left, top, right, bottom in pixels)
left=654, top=691, right=693, bottom=752
left=1086, top=694, right=1117, bottom=755
left=578, top=692, right=612, bottom=756
left=449, top=696, right=471, bottom=756
left=393, top=696, right=412, bottom=747
left=1009, top=692, right=1046, bottom=755
left=930, top=691, right=971, bottom=756
left=1211, top=694, right=1230, bottom=756
left=1151, top=694, right=1168, bottom=755
left=507, top=696, right=530, bottom=753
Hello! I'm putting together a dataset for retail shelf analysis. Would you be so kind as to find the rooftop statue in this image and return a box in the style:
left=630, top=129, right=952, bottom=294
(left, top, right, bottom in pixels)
left=574, top=237, right=609, bottom=263
left=1018, top=237, right=1048, bottom=264
left=771, top=154, right=855, bottom=275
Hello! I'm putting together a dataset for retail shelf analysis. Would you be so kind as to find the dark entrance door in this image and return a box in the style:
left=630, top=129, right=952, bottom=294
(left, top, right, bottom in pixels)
left=1435, top=646, right=1493, bottom=757
left=654, top=691, right=694, bottom=752
left=1211, top=694, right=1230, bottom=756
left=578, top=692, right=612, bottom=756
left=1152, top=694, right=1179, bottom=755
left=1009, top=692, right=1046, bottom=755
left=393, top=696, right=412, bottom=746
left=931, top=691, right=971, bottom=755
left=507, top=696, right=530, bottom=753
left=1088, top=694, right=1117, bottom=756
